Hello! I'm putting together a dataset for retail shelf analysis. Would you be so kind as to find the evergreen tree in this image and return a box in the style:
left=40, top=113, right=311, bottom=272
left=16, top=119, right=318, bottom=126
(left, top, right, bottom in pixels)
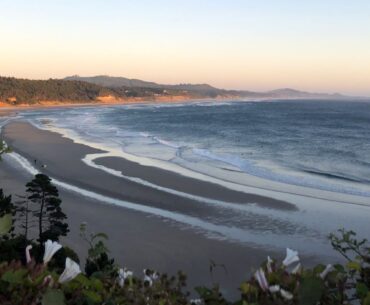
left=0, top=190, right=14, bottom=218
left=26, top=174, right=69, bottom=244
left=15, top=195, right=33, bottom=240
left=0, top=189, right=16, bottom=236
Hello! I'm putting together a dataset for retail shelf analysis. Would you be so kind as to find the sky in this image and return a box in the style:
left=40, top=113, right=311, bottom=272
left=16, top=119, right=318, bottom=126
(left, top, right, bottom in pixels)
left=0, top=0, right=369, bottom=95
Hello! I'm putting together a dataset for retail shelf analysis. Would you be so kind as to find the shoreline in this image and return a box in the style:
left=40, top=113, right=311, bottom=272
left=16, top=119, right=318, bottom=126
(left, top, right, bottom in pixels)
left=2, top=121, right=295, bottom=212
left=3, top=95, right=368, bottom=114
left=0, top=120, right=301, bottom=298
left=0, top=158, right=273, bottom=298
left=2, top=118, right=370, bottom=295
left=0, top=96, right=236, bottom=112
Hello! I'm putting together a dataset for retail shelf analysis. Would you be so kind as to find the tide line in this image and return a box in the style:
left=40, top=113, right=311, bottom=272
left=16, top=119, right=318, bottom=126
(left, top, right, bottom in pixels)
left=5, top=151, right=263, bottom=247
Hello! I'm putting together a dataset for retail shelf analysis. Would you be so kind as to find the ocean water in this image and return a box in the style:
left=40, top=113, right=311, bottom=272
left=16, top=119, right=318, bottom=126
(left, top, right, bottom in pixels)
left=16, top=99, right=370, bottom=199
left=2, top=99, right=370, bottom=255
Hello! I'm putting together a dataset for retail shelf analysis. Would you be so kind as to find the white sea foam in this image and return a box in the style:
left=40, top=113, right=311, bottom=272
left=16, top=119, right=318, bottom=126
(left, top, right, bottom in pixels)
left=193, top=148, right=370, bottom=197
left=24, top=114, right=370, bottom=206
left=5, top=151, right=308, bottom=250
left=82, top=152, right=266, bottom=213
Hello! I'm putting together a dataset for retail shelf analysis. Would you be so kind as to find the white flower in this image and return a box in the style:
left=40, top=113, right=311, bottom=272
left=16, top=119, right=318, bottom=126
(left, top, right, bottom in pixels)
left=280, top=288, right=293, bottom=300
left=319, top=264, right=333, bottom=279
left=190, top=299, right=203, bottom=305
left=143, top=269, right=159, bottom=286
left=118, top=268, right=133, bottom=287
left=25, top=245, right=33, bottom=264
left=269, top=285, right=280, bottom=293
left=43, top=240, right=62, bottom=265
left=254, top=268, right=269, bottom=291
left=58, top=258, right=81, bottom=284
left=152, top=272, right=159, bottom=280
left=266, top=256, right=273, bottom=273
left=291, top=263, right=301, bottom=274
left=282, top=248, right=300, bottom=267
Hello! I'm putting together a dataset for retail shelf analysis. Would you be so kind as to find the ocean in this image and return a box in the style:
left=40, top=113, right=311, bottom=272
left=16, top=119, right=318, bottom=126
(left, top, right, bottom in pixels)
left=18, top=99, right=370, bottom=198
left=1, top=99, right=370, bottom=255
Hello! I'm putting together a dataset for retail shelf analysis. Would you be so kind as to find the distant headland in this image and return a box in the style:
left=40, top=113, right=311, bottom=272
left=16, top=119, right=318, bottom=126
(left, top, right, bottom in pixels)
left=0, top=75, right=363, bottom=108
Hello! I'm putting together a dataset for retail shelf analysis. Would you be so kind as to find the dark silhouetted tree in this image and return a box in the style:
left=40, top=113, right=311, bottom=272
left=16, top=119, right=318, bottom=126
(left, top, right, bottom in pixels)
left=26, top=174, right=69, bottom=244
left=0, top=190, right=16, bottom=236
left=15, top=195, right=34, bottom=240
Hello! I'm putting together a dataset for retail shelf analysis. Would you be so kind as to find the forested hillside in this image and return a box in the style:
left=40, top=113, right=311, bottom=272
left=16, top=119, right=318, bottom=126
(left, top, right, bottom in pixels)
left=0, top=77, right=115, bottom=105
left=0, top=75, right=352, bottom=106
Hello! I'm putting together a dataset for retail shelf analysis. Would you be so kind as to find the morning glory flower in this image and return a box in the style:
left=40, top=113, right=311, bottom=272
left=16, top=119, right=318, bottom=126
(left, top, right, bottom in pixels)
left=319, top=264, right=333, bottom=279
left=282, top=248, right=300, bottom=267
left=118, top=268, right=133, bottom=287
left=280, top=288, right=293, bottom=300
left=254, top=268, right=269, bottom=291
left=143, top=269, right=159, bottom=286
left=43, top=240, right=62, bottom=265
left=58, top=258, right=81, bottom=284
left=25, top=245, right=33, bottom=264
left=291, top=263, right=301, bottom=274
left=269, top=285, right=280, bottom=293
left=266, top=256, right=273, bottom=273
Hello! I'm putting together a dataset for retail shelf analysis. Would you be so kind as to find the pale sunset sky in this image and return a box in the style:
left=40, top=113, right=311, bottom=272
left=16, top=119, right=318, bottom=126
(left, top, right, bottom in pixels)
left=0, top=0, right=369, bottom=95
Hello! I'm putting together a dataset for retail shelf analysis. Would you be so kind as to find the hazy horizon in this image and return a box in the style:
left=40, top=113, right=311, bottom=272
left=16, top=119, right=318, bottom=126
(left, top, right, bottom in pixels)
left=1, top=0, right=369, bottom=95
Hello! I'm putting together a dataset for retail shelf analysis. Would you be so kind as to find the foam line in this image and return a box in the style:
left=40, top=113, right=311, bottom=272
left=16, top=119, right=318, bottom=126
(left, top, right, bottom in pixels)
left=5, top=151, right=287, bottom=248
left=26, top=118, right=370, bottom=206
left=82, top=152, right=264, bottom=213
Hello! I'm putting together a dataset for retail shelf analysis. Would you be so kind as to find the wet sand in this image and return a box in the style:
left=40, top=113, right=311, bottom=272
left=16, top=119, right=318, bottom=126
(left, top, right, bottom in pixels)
left=0, top=123, right=292, bottom=299
left=1, top=121, right=325, bottom=298
left=0, top=159, right=277, bottom=297
left=2, top=122, right=296, bottom=215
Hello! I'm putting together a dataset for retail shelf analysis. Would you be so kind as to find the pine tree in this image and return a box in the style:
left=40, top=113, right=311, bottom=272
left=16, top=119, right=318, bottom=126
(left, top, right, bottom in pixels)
left=26, top=174, right=69, bottom=244
left=15, top=195, right=33, bottom=240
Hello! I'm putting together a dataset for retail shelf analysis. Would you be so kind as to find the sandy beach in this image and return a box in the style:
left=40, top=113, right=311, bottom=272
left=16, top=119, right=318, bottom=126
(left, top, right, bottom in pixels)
left=2, top=117, right=369, bottom=297
left=0, top=159, right=270, bottom=298
left=0, top=120, right=297, bottom=298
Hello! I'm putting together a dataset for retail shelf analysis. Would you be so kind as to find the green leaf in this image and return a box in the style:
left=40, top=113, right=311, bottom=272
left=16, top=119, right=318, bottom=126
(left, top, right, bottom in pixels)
left=363, top=292, right=370, bottom=305
left=42, top=289, right=65, bottom=305
left=357, top=282, right=369, bottom=299
left=347, top=261, right=361, bottom=272
left=298, top=276, right=325, bottom=305
left=75, top=274, right=90, bottom=286
left=333, top=264, right=345, bottom=273
left=83, top=290, right=102, bottom=303
left=1, top=269, right=27, bottom=284
left=90, top=278, right=103, bottom=290
left=0, top=214, right=12, bottom=235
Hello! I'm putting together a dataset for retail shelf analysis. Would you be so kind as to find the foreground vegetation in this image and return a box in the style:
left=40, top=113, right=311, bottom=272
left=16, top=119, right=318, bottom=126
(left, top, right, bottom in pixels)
left=0, top=149, right=369, bottom=304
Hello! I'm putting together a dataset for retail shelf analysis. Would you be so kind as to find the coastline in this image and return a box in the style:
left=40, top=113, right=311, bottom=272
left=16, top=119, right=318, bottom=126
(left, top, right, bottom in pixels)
left=2, top=117, right=370, bottom=295
left=0, top=158, right=272, bottom=298
left=0, top=120, right=297, bottom=298
left=0, top=95, right=234, bottom=112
